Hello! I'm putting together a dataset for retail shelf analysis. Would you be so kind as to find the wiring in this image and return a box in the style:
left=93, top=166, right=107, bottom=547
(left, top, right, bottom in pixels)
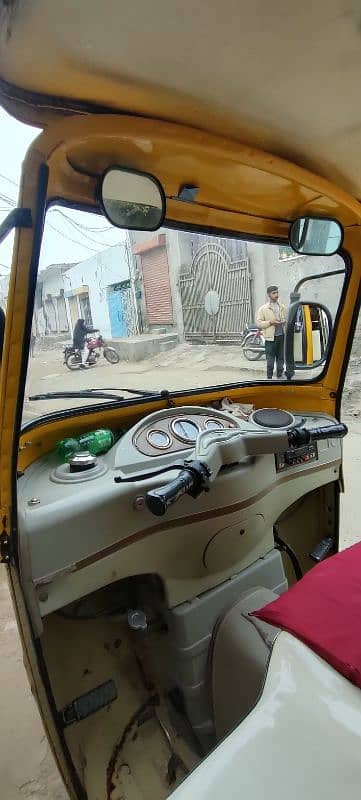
left=0, top=180, right=117, bottom=251
left=0, top=192, right=15, bottom=207
left=46, top=221, right=99, bottom=252
left=0, top=171, right=19, bottom=187
left=50, top=209, right=119, bottom=248
left=274, top=527, right=303, bottom=581
left=51, top=209, right=113, bottom=234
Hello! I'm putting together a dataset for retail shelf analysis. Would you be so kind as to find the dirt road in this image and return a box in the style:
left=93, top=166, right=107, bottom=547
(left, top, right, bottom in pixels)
left=23, top=341, right=267, bottom=423
left=1, top=343, right=360, bottom=799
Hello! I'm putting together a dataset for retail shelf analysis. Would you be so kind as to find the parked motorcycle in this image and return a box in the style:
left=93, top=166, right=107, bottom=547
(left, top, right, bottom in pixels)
left=63, top=333, right=120, bottom=370
left=241, top=324, right=265, bottom=361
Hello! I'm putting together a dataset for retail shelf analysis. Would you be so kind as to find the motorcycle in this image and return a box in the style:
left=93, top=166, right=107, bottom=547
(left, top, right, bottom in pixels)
left=241, top=324, right=265, bottom=361
left=63, top=332, right=120, bottom=370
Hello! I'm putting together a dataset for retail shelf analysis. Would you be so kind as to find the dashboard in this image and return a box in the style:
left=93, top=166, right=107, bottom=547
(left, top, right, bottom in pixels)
left=17, top=405, right=343, bottom=632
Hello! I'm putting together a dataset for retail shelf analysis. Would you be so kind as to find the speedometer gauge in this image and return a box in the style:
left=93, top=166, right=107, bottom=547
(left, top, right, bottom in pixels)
left=147, top=430, right=171, bottom=449
left=171, top=418, right=200, bottom=444
left=205, top=418, right=224, bottom=431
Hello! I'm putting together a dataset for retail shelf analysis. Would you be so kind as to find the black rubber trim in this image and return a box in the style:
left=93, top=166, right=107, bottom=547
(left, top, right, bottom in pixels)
left=11, top=164, right=48, bottom=563
left=46, top=195, right=291, bottom=247
left=0, top=208, right=32, bottom=244
left=48, top=200, right=291, bottom=246
left=0, top=76, right=123, bottom=119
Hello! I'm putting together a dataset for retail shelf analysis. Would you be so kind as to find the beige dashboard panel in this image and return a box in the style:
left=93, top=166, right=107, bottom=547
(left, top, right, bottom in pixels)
left=203, top=515, right=265, bottom=572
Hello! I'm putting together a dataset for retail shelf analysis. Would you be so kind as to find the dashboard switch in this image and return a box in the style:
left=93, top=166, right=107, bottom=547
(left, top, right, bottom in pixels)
left=128, top=609, right=148, bottom=631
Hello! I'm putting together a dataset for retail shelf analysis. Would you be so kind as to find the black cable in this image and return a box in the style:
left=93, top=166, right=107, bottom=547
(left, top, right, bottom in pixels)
left=274, top=527, right=303, bottom=581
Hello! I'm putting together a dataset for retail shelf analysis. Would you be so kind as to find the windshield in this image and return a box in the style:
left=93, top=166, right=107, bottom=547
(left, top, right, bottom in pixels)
left=21, top=207, right=346, bottom=423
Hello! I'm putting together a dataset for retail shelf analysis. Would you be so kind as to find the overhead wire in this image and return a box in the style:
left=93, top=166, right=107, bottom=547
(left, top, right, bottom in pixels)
left=0, top=185, right=113, bottom=252
left=0, top=177, right=127, bottom=256
left=46, top=221, right=99, bottom=253
left=51, top=209, right=119, bottom=247
left=51, top=210, right=113, bottom=233
left=0, top=171, right=19, bottom=188
left=0, top=192, right=16, bottom=206
left=0, top=174, right=117, bottom=238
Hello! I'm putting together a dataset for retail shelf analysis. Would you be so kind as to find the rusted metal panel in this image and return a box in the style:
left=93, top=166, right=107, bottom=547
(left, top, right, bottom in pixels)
left=140, top=245, right=173, bottom=326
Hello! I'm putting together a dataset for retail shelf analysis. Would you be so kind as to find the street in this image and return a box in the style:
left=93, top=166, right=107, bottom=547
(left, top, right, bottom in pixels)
left=1, top=341, right=360, bottom=799
left=23, top=340, right=314, bottom=423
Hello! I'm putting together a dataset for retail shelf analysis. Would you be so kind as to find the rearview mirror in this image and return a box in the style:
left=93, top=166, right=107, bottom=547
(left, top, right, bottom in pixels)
left=289, top=217, right=343, bottom=256
left=285, top=301, right=332, bottom=378
left=100, top=168, right=166, bottom=231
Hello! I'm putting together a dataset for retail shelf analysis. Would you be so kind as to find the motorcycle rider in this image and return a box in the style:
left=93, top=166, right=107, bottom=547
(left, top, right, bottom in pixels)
left=256, top=286, right=287, bottom=379
left=72, top=318, right=99, bottom=369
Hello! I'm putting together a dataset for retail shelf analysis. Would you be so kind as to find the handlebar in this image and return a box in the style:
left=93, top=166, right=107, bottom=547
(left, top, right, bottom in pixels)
left=287, top=423, right=347, bottom=447
left=145, top=424, right=348, bottom=517
left=145, top=461, right=210, bottom=517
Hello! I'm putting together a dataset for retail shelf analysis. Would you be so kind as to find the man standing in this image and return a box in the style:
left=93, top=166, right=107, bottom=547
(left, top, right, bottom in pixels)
left=256, top=286, right=287, bottom=379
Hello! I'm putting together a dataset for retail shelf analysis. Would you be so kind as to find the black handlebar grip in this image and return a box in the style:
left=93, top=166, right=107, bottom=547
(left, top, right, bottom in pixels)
left=288, top=423, right=348, bottom=448
left=146, top=469, right=196, bottom=517
left=309, top=424, right=348, bottom=441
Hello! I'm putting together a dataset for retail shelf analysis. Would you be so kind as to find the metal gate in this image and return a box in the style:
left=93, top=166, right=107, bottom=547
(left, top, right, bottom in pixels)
left=107, top=286, right=129, bottom=337
left=107, top=283, right=138, bottom=338
left=179, top=242, right=252, bottom=344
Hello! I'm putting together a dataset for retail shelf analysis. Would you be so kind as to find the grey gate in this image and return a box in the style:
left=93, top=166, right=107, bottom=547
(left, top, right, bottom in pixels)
left=179, top=241, right=252, bottom=344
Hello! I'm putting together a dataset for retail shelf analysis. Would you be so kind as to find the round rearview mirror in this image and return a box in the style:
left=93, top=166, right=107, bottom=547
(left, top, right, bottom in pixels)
left=289, top=217, right=343, bottom=256
left=100, top=168, right=166, bottom=231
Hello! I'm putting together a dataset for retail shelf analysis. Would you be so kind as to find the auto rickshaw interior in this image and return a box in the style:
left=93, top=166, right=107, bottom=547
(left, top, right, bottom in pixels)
left=1, top=112, right=359, bottom=800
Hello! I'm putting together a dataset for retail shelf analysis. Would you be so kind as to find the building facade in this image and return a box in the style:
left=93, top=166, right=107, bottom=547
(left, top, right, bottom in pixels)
left=29, top=243, right=137, bottom=342
left=63, top=244, right=135, bottom=339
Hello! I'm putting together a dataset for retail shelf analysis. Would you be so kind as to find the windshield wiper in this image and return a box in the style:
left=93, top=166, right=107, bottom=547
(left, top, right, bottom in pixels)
left=29, top=387, right=161, bottom=402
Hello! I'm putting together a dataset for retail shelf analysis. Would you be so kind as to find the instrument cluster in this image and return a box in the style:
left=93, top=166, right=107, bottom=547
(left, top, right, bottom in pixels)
left=133, top=411, right=237, bottom=456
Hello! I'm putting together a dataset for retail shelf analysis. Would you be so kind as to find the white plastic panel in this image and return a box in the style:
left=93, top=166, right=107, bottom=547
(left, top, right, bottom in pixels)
left=171, top=632, right=361, bottom=800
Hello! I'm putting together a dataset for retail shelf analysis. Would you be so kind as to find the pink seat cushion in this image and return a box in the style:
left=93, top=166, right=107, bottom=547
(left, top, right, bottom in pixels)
left=252, top=541, right=361, bottom=689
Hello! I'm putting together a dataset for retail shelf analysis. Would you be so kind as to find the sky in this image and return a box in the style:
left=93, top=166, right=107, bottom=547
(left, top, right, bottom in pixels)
left=0, top=107, right=126, bottom=278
